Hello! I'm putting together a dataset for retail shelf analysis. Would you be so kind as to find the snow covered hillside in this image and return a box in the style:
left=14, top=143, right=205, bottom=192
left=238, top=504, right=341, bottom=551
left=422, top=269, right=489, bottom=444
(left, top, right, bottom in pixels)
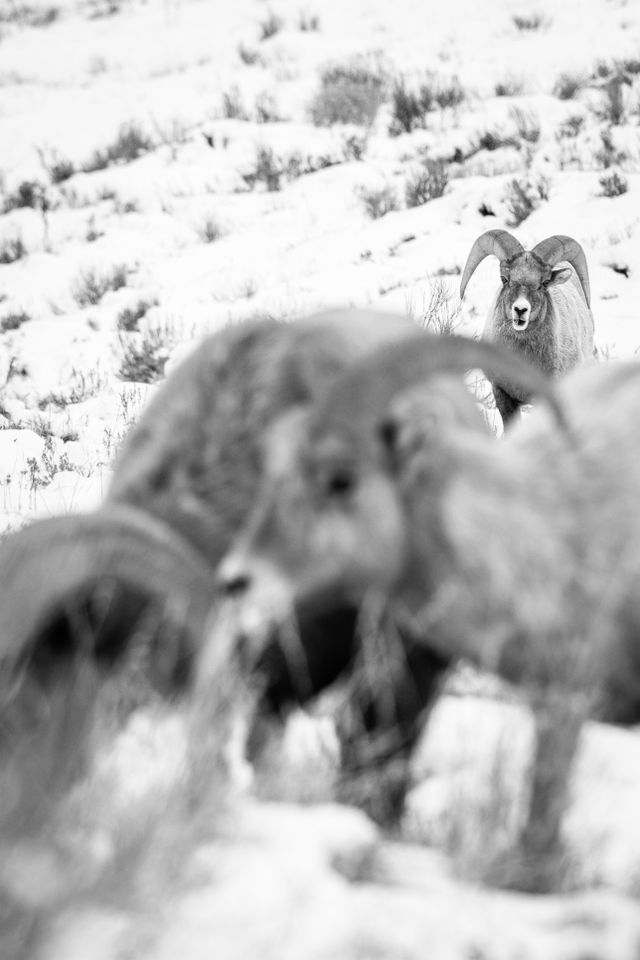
left=1, top=0, right=640, bottom=956
left=1, top=0, right=639, bottom=529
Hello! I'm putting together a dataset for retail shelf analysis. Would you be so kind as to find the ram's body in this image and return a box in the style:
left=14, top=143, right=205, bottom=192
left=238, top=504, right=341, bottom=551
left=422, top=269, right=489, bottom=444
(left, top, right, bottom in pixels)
left=1, top=312, right=411, bottom=678
left=397, top=361, right=640, bottom=723
left=0, top=309, right=450, bottom=836
left=218, top=329, right=640, bottom=872
left=483, top=267, right=594, bottom=403
left=461, top=231, right=595, bottom=425
left=220, top=335, right=640, bottom=726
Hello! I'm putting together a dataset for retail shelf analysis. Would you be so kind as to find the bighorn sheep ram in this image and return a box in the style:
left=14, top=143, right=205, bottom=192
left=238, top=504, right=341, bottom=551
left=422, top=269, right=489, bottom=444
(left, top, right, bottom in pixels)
left=460, top=229, right=595, bottom=426
left=0, top=310, right=561, bottom=831
left=218, top=328, right=640, bottom=856
left=0, top=312, right=432, bottom=823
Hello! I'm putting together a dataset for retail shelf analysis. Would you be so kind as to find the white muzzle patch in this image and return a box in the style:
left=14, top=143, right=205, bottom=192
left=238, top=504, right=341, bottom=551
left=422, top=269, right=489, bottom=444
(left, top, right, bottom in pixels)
left=511, top=297, right=531, bottom=331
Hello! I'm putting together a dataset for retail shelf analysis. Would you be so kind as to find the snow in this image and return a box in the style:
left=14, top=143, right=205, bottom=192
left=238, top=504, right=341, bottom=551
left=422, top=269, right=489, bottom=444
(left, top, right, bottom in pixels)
left=1, top=0, right=640, bottom=954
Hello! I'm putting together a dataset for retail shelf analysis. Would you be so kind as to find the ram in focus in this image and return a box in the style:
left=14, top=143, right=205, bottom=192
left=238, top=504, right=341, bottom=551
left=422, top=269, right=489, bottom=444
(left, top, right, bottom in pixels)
left=460, top=229, right=595, bottom=425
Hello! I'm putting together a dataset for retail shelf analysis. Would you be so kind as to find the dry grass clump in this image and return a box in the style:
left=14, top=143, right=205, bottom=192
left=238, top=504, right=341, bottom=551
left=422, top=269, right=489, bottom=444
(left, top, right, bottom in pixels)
left=37, top=147, right=76, bottom=185
left=197, top=214, right=225, bottom=244
left=512, top=10, right=549, bottom=31
left=241, top=145, right=332, bottom=192
left=417, top=278, right=461, bottom=335
left=389, top=77, right=429, bottom=135
left=237, top=42, right=263, bottom=66
left=242, top=145, right=286, bottom=191
left=298, top=10, right=320, bottom=31
left=357, top=183, right=399, bottom=219
left=510, top=105, right=541, bottom=144
left=116, top=299, right=156, bottom=332
left=405, top=158, right=449, bottom=207
left=221, top=85, right=249, bottom=120
left=310, top=56, right=387, bottom=127
left=0, top=233, right=27, bottom=264
left=389, top=72, right=466, bottom=135
left=504, top=173, right=550, bottom=226
left=473, top=127, right=519, bottom=153
left=552, top=71, right=585, bottom=101
left=494, top=75, right=525, bottom=97
left=599, top=169, right=628, bottom=197
left=0, top=3, right=59, bottom=28
left=72, top=264, right=128, bottom=307
left=2, top=180, right=43, bottom=213
left=83, top=122, right=154, bottom=173
left=254, top=91, right=284, bottom=123
left=39, top=367, right=108, bottom=407
left=596, top=82, right=631, bottom=126
left=118, top=327, right=170, bottom=383
left=555, top=114, right=585, bottom=140
left=594, top=128, right=627, bottom=170
left=258, top=8, right=283, bottom=41
left=1, top=310, right=31, bottom=332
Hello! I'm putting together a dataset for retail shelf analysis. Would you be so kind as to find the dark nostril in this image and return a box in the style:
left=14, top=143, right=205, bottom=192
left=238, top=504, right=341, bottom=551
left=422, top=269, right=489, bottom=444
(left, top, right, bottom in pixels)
left=223, top=573, right=251, bottom=597
left=514, top=306, right=527, bottom=318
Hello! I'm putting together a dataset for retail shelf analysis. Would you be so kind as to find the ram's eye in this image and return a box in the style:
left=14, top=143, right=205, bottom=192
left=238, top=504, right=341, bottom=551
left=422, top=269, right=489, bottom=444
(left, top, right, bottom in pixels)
left=325, top=467, right=356, bottom=498
left=500, top=276, right=508, bottom=286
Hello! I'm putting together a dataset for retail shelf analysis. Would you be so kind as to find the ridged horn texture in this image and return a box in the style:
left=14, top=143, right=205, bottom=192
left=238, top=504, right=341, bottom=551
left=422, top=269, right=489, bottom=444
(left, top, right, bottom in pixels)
left=531, top=234, right=591, bottom=307
left=309, top=332, right=567, bottom=439
left=0, top=503, right=214, bottom=693
left=459, top=229, right=525, bottom=299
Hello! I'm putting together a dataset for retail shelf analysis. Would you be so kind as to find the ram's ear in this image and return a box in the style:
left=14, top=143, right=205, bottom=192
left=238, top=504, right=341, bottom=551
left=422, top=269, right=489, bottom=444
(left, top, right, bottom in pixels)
left=546, top=266, right=573, bottom=287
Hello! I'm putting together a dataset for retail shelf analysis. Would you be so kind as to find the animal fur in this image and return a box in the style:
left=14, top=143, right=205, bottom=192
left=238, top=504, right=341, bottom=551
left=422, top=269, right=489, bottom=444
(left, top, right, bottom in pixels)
left=460, top=230, right=595, bottom=425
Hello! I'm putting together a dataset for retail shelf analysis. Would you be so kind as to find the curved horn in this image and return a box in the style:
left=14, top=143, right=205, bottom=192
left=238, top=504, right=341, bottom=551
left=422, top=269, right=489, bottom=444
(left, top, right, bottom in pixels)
left=531, top=235, right=591, bottom=307
left=0, top=504, right=215, bottom=854
left=0, top=504, right=214, bottom=688
left=460, top=230, right=524, bottom=299
left=310, top=332, right=568, bottom=439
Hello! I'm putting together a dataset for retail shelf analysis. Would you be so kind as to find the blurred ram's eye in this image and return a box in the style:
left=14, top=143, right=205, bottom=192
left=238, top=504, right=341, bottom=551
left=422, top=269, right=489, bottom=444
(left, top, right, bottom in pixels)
left=501, top=276, right=508, bottom=285
left=325, top=468, right=356, bottom=498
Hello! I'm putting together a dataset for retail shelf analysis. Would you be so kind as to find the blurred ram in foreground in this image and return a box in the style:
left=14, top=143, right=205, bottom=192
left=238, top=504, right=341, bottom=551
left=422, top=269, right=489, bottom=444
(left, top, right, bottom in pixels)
left=219, top=326, right=640, bottom=885
left=0, top=309, right=453, bottom=851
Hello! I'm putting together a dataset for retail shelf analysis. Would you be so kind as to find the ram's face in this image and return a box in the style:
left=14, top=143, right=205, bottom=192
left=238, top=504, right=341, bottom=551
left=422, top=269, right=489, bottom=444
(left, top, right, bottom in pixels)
left=499, top=253, right=574, bottom=332
left=217, top=408, right=408, bottom=633
left=499, top=253, right=551, bottom=331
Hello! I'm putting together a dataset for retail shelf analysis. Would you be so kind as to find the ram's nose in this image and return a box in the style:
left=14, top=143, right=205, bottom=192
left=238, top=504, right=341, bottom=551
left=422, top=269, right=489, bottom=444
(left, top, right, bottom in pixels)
left=216, top=552, right=253, bottom=598
left=511, top=300, right=531, bottom=329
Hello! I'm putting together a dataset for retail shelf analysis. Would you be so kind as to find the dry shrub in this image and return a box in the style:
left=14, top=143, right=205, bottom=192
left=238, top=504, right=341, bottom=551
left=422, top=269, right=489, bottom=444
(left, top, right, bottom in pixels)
left=310, top=56, right=387, bottom=127
left=599, top=169, right=628, bottom=197
left=71, top=264, right=128, bottom=306
left=405, top=158, right=449, bottom=207
left=504, top=174, right=550, bottom=226
left=357, top=183, right=399, bottom=219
